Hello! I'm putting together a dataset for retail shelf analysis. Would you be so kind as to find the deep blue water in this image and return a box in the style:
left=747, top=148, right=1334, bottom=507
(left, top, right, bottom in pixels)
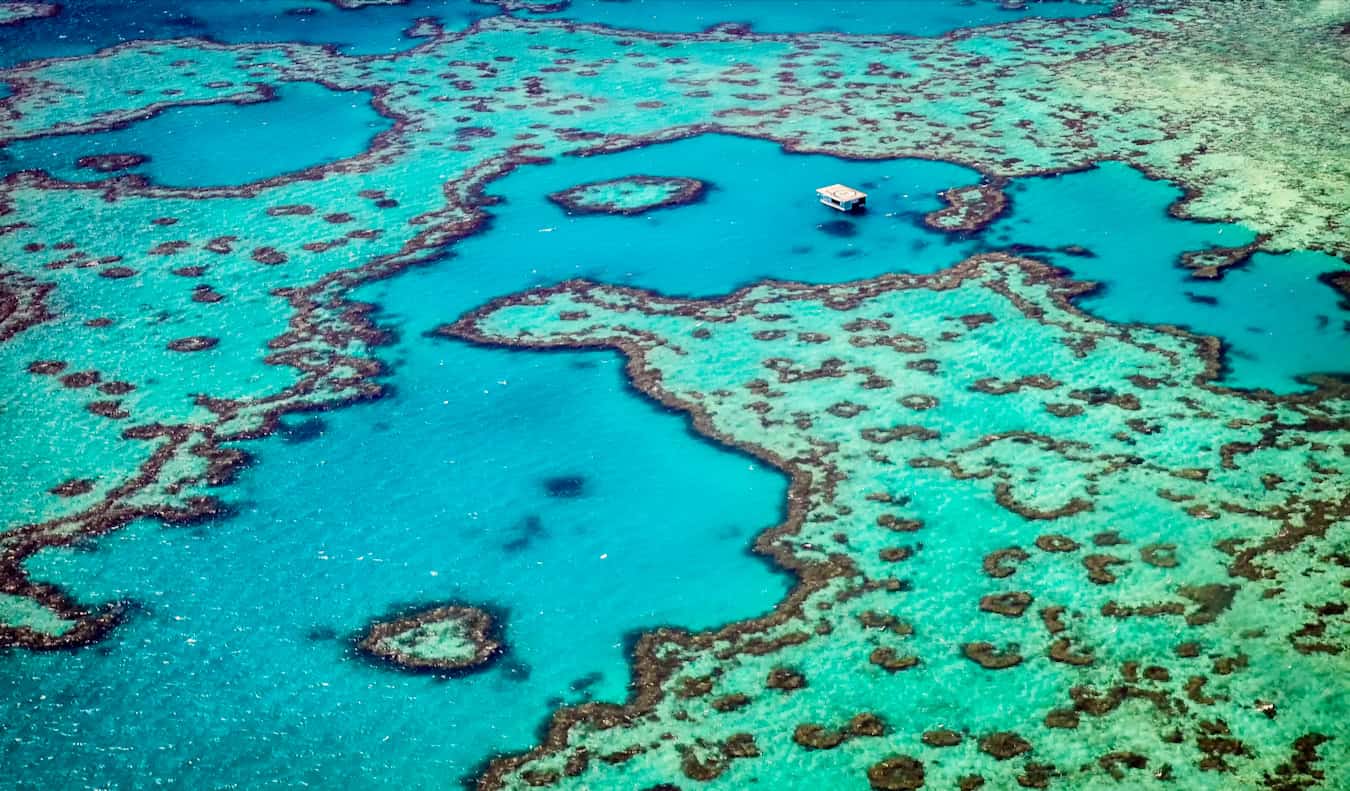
left=0, top=0, right=1109, bottom=68
left=0, top=81, right=390, bottom=187
left=5, top=130, right=1346, bottom=789
left=527, top=0, right=1107, bottom=34
left=0, top=1, right=497, bottom=67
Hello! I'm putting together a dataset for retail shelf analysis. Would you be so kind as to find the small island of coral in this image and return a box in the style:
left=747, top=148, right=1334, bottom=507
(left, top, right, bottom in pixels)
left=922, top=183, right=1008, bottom=233
left=548, top=175, right=706, bottom=216
left=356, top=604, right=503, bottom=674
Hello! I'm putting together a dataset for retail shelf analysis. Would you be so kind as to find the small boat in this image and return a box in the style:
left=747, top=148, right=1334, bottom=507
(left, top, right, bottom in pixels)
left=816, top=184, right=867, bottom=212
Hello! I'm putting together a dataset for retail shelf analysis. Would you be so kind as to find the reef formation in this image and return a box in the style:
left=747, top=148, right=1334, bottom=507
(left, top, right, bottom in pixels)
left=0, top=1, right=1345, bottom=786
left=445, top=252, right=1348, bottom=789
left=357, top=603, right=504, bottom=674
left=0, top=3, right=57, bottom=27
left=2, top=0, right=1347, bottom=650
left=922, top=182, right=1008, bottom=233
left=547, top=175, right=706, bottom=216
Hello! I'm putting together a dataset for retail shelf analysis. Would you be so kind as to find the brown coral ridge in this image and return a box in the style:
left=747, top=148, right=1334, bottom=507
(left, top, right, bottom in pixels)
left=0, top=269, right=56, bottom=343
left=922, top=181, right=1009, bottom=233
left=74, top=153, right=148, bottom=173
left=0, top=421, right=247, bottom=649
left=1179, top=237, right=1269, bottom=280
left=0, top=591, right=124, bottom=651
left=354, top=603, right=505, bottom=674
left=867, top=755, right=925, bottom=790
left=793, top=712, right=887, bottom=750
left=166, top=335, right=220, bottom=352
left=546, top=175, right=708, bottom=216
left=471, top=0, right=568, bottom=14
left=323, top=0, right=409, bottom=9
left=439, top=251, right=1349, bottom=789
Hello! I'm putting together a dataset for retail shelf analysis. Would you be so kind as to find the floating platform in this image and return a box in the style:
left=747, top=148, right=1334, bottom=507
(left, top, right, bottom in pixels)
left=816, top=183, right=867, bottom=212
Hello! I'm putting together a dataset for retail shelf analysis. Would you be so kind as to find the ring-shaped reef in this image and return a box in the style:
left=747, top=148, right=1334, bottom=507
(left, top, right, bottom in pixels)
left=546, top=175, right=706, bottom=216
left=357, top=603, right=505, bottom=674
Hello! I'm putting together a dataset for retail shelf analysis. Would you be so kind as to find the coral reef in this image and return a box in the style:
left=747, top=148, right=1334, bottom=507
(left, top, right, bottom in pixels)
left=547, top=175, right=706, bottom=216
left=0, top=2, right=57, bottom=27
left=922, top=182, right=1008, bottom=233
left=444, top=252, right=1348, bottom=789
left=0, top=1, right=1344, bottom=786
left=357, top=603, right=504, bottom=674
left=0, top=0, right=1344, bottom=697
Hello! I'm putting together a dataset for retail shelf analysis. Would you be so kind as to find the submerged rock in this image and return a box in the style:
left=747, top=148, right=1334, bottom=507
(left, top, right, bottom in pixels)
left=867, top=755, right=925, bottom=790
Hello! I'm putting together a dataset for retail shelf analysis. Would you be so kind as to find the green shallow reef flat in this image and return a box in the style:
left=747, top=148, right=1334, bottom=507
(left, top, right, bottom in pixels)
left=447, top=252, right=1347, bottom=790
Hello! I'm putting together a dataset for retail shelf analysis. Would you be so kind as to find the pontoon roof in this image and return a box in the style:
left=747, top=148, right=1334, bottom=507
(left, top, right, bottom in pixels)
left=815, top=184, right=867, bottom=202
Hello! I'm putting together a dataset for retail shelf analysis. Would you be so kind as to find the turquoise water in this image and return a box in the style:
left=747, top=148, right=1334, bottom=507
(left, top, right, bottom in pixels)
left=380, top=133, right=1345, bottom=392
left=439, top=134, right=984, bottom=295
left=4, top=129, right=1345, bottom=787
left=2, top=3, right=1347, bottom=789
left=9, top=346, right=789, bottom=787
left=983, top=167, right=1348, bottom=391
left=0, top=81, right=391, bottom=187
